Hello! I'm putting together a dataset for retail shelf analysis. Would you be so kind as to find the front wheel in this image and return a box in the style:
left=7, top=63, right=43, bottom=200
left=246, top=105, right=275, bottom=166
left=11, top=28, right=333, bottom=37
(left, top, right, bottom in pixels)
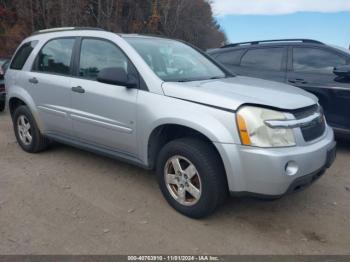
left=156, top=138, right=228, bottom=218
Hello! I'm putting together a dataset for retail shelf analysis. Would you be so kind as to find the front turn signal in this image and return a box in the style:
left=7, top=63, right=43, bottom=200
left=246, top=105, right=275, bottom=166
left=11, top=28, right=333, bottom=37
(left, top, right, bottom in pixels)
left=237, top=114, right=251, bottom=146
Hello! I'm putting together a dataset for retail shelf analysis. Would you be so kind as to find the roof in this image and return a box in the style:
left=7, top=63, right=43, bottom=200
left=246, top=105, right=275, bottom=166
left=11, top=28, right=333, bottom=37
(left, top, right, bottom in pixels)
left=31, top=27, right=105, bottom=36
left=31, top=28, right=171, bottom=41
left=221, top=39, right=325, bottom=49
left=119, top=33, right=174, bottom=40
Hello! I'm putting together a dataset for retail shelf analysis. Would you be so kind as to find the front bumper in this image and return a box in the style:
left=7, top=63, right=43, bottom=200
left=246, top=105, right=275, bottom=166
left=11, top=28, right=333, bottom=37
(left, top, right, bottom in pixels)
left=215, top=126, right=335, bottom=196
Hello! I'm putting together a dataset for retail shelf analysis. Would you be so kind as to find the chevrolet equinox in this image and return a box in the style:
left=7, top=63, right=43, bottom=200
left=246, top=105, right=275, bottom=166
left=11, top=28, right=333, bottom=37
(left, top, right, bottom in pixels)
left=5, top=28, right=336, bottom=218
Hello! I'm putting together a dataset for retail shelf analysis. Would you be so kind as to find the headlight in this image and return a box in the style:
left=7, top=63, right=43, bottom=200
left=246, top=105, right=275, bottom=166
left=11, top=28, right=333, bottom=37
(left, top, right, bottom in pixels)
left=236, top=106, right=296, bottom=148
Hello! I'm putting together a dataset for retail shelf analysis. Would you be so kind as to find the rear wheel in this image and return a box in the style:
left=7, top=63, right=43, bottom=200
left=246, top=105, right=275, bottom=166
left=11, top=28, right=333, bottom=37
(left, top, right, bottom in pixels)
left=156, top=138, right=228, bottom=218
left=13, top=105, right=50, bottom=153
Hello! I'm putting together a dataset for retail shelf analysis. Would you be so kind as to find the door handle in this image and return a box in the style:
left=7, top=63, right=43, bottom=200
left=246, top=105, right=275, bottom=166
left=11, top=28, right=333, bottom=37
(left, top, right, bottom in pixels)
left=288, top=78, right=308, bottom=84
left=71, top=86, right=85, bottom=94
left=28, top=77, right=39, bottom=84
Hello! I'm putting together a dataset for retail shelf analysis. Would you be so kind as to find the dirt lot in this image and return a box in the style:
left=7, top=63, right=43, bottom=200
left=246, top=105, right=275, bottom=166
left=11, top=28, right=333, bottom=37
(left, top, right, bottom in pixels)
left=0, top=111, right=350, bottom=255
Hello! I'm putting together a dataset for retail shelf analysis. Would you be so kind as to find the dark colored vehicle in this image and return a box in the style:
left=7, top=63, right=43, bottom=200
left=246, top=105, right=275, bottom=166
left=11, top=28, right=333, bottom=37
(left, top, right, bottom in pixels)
left=0, top=59, right=10, bottom=111
left=208, top=39, right=350, bottom=136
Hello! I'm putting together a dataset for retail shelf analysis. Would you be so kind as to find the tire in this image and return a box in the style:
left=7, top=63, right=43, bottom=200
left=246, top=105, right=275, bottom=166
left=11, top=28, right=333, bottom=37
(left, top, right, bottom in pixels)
left=156, top=138, right=228, bottom=218
left=0, top=101, right=4, bottom=112
left=13, top=105, right=50, bottom=153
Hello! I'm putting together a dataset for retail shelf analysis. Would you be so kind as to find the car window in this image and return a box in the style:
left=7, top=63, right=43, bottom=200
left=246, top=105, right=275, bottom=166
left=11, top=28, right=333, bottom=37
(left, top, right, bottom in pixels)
left=215, top=49, right=245, bottom=66
left=126, top=37, right=226, bottom=82
left=10, top=41, right=38, bottom=70
left=293, top=47, right=347, bottom=74
left=79, top=38, right=133, bottom=80
left=34, top=38, right=75, bottom=75
left=240, top=48, right=284, bottom=71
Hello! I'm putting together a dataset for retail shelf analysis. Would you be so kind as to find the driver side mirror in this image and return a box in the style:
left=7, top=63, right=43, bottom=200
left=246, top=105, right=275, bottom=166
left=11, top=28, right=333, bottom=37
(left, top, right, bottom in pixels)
left=333, top=65, right=350, bottom=78
left=97, top=67, right=137, bottom=88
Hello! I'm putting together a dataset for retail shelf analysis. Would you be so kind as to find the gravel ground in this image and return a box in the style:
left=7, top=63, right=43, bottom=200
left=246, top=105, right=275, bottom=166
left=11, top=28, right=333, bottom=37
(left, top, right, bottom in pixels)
left=0, top=111, right=349, bottom=255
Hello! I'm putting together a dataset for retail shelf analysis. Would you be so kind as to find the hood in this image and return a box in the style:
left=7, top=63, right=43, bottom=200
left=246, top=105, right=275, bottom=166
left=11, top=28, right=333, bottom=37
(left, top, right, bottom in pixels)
left=162, top=76, right=318, bottom=111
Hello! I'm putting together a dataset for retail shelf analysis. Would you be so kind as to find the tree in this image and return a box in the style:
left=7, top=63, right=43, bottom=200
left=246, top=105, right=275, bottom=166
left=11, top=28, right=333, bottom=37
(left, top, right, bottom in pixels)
left=0, top=0, right=227, bottom=57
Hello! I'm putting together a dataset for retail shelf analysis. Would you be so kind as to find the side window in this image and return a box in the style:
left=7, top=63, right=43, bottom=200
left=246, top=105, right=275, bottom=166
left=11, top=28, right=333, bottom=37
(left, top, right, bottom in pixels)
left=241, top=48, right=284, bottom=71
left=34, top=38, right=75, bottom=75
left=215, top=49, right=245, bottom=66
left=293, top=48, right=347, bottom=74
left=10, top=41, right=38, bottom=70
left=79, top=38, right=134, bottom=80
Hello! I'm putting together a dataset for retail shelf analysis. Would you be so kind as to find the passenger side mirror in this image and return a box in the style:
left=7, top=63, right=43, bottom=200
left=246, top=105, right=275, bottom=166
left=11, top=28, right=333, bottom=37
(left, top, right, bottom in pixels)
left=97, top=67, right=137, bottom=88
left=333, top=65, right=350, bottom=78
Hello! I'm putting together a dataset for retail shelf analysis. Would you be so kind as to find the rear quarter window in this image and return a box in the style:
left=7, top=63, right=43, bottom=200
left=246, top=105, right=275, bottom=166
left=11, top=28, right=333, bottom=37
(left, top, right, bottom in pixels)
left=215, top=49, right=245, bottom=66
left=10, top=41, right=38, bottom=70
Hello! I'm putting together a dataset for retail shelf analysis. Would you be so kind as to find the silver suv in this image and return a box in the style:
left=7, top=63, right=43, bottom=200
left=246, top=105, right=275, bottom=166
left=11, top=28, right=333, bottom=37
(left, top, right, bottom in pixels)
left=5, top=28, right=336, bottom=218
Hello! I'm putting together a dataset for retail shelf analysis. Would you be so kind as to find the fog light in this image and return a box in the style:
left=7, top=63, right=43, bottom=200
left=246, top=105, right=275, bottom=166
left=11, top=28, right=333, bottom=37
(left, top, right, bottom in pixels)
left=285, top=161, right=298, bottom=176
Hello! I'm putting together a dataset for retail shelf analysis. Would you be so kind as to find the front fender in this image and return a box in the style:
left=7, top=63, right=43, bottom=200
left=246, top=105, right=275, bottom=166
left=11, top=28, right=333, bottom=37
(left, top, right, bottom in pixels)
left=137, top=92, right=240, bottom=165
left=148, top=116, right=233, bottom=143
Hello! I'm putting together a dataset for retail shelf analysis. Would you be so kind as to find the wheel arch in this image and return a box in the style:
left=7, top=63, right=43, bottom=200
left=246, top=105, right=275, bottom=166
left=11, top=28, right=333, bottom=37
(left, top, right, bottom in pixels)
left=146, top=122, right=226, bottom=172
left=9, top=97, right=27, bottom=117
left=7, top=90, right=43, bottom=130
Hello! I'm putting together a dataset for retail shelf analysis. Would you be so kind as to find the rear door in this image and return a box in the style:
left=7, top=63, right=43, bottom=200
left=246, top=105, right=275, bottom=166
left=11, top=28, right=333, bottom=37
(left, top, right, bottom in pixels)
left=6, top=41, right=39, bottom=97
left=70, top=37, right=139, bottom=155
left=287, top=46, right=350, bottom=130
left=233, top=47, right=287, bottom=82
left=27, top=37, right=76, bottom=136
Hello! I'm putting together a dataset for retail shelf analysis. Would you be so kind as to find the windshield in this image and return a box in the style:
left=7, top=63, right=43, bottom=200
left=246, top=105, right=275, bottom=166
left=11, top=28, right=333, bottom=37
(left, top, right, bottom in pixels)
left=125, top=37, right=226, bottom=82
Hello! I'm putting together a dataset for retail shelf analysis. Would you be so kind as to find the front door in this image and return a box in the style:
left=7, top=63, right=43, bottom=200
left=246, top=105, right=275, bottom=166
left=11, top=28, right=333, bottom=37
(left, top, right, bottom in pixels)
left=70, top=38, right=139, bottom=156
left=287, top=46, right=350, bottom=131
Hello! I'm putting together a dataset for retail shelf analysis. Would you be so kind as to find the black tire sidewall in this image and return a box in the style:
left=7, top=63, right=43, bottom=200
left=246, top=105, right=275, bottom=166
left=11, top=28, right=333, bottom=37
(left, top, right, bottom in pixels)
left=156, top=139, right=225, bottom=218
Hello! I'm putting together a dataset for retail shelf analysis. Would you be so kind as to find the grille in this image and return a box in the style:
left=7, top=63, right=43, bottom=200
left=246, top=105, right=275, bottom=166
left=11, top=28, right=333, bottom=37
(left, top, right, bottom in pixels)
left=300, top=118, right=326, bottom=142
left=292, top=104, right=326, bottom=142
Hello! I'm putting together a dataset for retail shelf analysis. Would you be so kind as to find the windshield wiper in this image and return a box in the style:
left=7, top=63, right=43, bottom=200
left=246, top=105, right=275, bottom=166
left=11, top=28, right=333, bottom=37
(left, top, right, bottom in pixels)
left=209, top=76, right=225, bottom=80
left=173, top=75, right=228, bottom=82
left=176, top=77, right=223, bottom=82
left=176, top=79, right=199, bottom=82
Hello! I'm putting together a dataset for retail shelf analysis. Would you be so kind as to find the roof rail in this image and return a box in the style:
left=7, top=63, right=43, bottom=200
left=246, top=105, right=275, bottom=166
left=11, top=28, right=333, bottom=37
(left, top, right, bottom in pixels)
left=32, top=27, right=105, bottom=35
left=221, top=39, right=324, bottom=48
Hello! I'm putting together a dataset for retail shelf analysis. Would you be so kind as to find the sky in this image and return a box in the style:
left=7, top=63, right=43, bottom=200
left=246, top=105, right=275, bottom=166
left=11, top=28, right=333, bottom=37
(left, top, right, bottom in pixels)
left=211, top=0, right=350, bottom=48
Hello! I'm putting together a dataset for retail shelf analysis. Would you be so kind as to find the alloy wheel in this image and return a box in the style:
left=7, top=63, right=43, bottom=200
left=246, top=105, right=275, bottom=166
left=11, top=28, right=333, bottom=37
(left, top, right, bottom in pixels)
left=17, top=115, right=32, bottom=146
left=164, top=155, right=202, bottom=206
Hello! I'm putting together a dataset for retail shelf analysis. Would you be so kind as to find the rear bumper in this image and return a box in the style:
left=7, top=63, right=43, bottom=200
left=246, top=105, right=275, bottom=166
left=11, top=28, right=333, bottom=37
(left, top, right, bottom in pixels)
left=215, top=126, right=336, bottom=196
